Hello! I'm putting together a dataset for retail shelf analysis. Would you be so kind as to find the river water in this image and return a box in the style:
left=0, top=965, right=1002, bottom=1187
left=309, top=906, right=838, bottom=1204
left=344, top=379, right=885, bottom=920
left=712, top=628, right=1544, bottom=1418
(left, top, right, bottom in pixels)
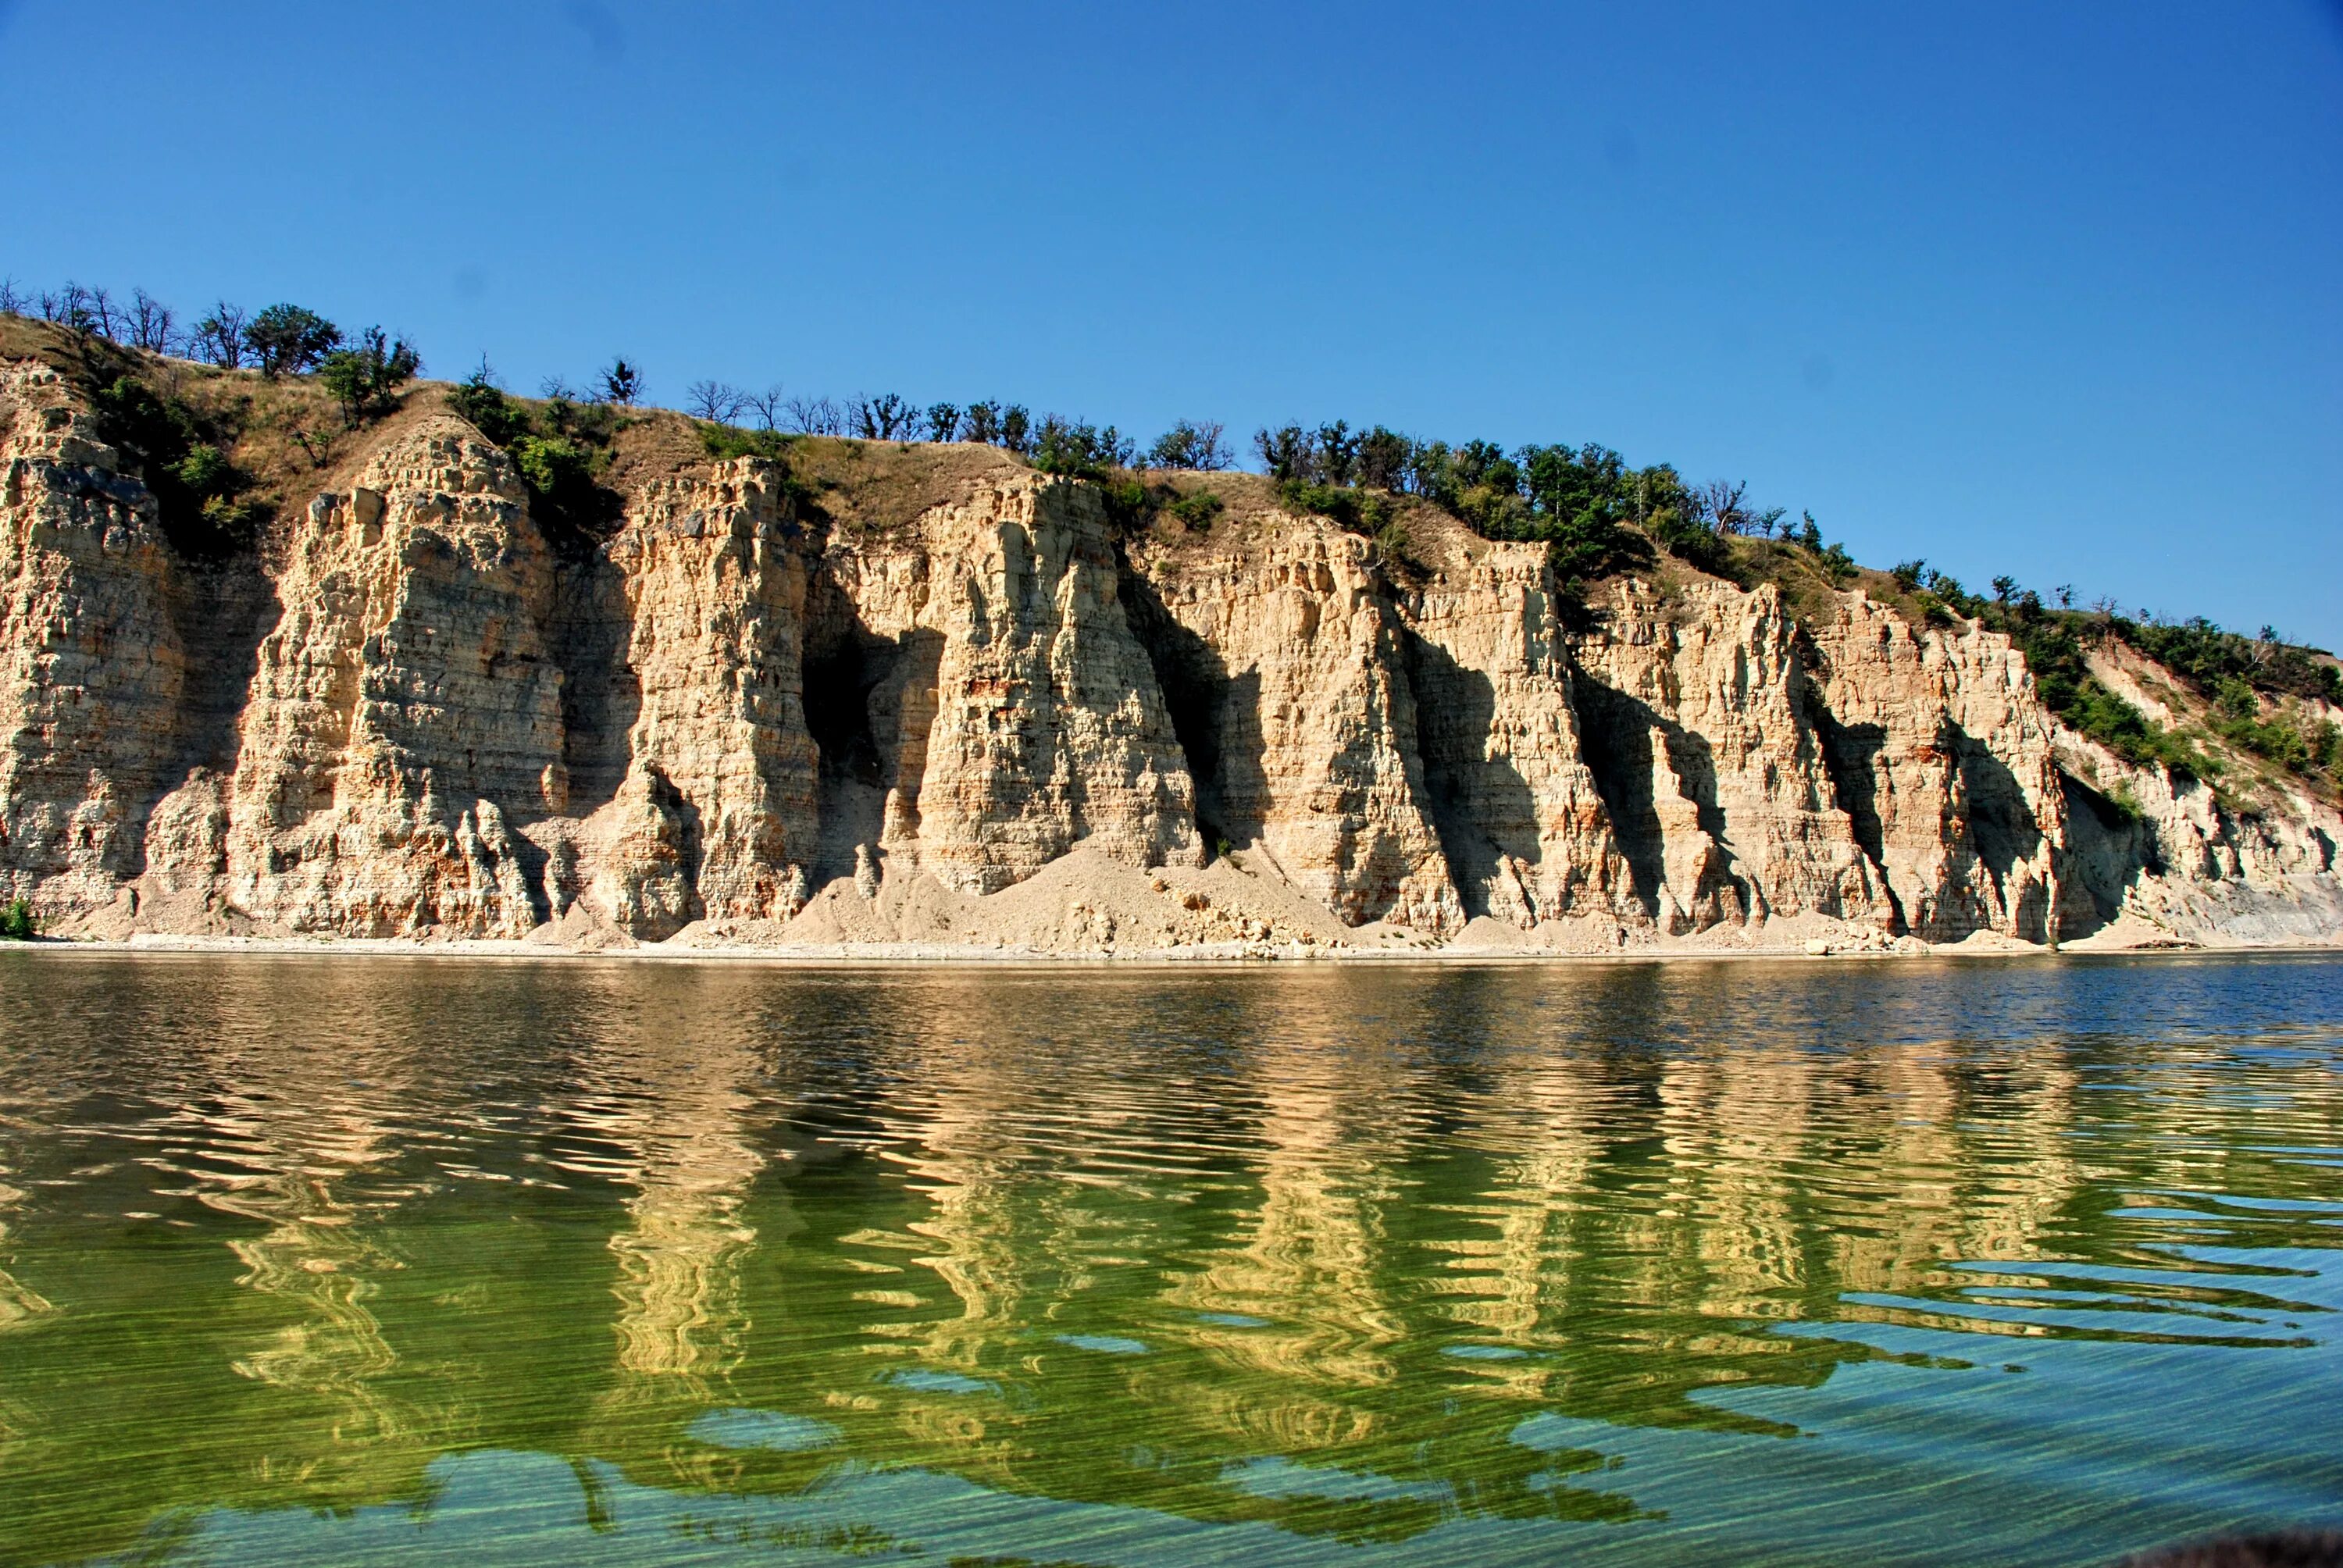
left=0, top=950, right=2337, bottom=1566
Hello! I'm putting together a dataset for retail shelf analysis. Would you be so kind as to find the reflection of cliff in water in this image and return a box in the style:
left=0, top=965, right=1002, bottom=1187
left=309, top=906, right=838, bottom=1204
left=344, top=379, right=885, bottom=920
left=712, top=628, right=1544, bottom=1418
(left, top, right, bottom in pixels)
left=550, top=971, right=793, bottom=1498
left=173, top=988, right=442, bottom=1510
left=0, top=959, right=2334, bottom=1567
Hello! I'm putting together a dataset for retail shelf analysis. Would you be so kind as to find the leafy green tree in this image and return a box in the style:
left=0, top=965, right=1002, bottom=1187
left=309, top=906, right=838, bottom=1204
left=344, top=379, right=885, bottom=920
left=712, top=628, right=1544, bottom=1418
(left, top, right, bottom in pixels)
left=960, top=402, right=1001, bottom=444
left=1147, top=419, right=1231, bottom=471
left=1521, top=443, right=1628, bottom=526
left=1891, top=560, right=1927, bottom=592
left=925, top=403, right=961, bottom=442
left=1033, top=416, right=1134, bottom=478
left=1164, top=490, right=1224, bottom=530
left=998, top=404, right=1032, bottom=454
left=0, top=898, right=35, bottom=941
left=852, top=393, right=918, bottom=440
left=597, top=358, right=643, bottom=406
left=245, top=305, right=342, bottom=378
left=1254, top=425, right=1309, bottom=481
left=319, top=327, right=421, bottom=425
left=1313, top=422, right=1360, bottom=486
left=1407, top=440, right=1456, bottom=504
left=1356, top=426, right=1410, bottom=491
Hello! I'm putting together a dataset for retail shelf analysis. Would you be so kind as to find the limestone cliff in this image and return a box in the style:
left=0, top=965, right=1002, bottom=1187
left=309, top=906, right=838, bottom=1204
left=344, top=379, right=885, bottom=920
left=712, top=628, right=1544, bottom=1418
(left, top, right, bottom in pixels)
left=2, top=346, right=2335, bottom=955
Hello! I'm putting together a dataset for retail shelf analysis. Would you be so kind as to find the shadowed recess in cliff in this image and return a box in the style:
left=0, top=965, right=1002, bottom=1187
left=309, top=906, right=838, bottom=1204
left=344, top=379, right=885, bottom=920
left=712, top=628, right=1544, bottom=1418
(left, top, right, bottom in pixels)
left=1567, top=672, right=1753, bottom=930
left=802, top=630, right=894, bottom=882
left=545, top=547, right=639, bottom=818
left=1119, top=566, right=1268, bottom=859
left=2059, top=773, right=2151, bottom=933
left=1403, top=630, right=1539, bottom=922
left=1567, top=676, right=1667, bottom=922
left=1947, top=721, right=2054, bottom=943
left=1807, top=698, right=1903, bottom=932
left=801, top=562, right=948, bottom=885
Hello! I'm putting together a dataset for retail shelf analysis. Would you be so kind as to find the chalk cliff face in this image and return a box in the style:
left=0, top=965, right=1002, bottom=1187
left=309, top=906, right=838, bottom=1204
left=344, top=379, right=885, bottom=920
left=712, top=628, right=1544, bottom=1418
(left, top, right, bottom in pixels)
left=569, top=458, right=819, bottom=936
left=2, top=357, right=2335, bottom=953
left=0, top=363, right=187, bottom=914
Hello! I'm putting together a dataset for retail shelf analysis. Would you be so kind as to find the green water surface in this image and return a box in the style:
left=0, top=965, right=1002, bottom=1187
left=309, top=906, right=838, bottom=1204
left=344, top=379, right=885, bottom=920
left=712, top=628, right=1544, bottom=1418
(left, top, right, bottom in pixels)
left=0, top=950, right=2337, bottom=1566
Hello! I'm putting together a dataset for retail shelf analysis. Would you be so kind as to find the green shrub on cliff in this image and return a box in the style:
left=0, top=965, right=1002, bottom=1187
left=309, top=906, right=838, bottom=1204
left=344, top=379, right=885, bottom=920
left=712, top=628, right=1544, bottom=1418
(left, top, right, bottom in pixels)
left=0, top=899, right=35, bottom=941
left=447, top=365, right=532, bottom=446
left=319, top=327, right=420, bottom=426
left=1164, top=489, right=1224, bottom=530
left=697, top=422, right=791, bottom=461
left=1032, top=416, right=1135, bottom=479
left=87, top=376, right=259, bottom=556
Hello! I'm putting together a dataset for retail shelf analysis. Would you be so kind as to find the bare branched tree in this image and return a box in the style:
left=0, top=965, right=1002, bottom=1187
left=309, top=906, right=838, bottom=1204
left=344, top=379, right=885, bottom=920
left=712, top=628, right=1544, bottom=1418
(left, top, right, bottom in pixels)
left=46, top=282, right=98, bottom=333
left=686, top=379, right=747, bottom=422
left=744, top=383, right=787, bottom=432
left=1699, top=478, right=1753, bottom=535
left=127, top=289, right=175, bottom=354
left=0, top=278, right=24, bottom=315
left=783, top=394, right=843, bottom=436
left=193, top=301, right=248, bottom=368
left=540, top=373, right=581, bottom=401
left=96, top=287, right=127, bottom=341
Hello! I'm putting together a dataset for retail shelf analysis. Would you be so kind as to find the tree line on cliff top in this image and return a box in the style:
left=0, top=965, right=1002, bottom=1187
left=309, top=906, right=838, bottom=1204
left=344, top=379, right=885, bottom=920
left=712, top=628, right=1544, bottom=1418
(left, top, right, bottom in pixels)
left=0, top=275, right=1922, bottom=593
left=8, top=273, right=2338, bottom=790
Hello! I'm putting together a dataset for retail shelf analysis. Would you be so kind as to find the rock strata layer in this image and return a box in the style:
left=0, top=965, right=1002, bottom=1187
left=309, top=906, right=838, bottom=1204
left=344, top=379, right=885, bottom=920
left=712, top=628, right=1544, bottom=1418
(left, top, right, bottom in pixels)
left=3, top=362, right=2335, bottom=953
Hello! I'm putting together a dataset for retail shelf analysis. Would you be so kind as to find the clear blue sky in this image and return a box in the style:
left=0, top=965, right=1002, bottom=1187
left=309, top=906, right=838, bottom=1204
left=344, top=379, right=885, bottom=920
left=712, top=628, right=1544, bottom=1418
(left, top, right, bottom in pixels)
left=5, top=2, right=2338, bottom=644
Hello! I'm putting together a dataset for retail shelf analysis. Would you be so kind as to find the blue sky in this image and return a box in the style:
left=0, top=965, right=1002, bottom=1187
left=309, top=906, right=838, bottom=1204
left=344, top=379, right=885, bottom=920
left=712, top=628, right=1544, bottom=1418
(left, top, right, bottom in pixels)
left=4, top=2, right=2338, bottom=644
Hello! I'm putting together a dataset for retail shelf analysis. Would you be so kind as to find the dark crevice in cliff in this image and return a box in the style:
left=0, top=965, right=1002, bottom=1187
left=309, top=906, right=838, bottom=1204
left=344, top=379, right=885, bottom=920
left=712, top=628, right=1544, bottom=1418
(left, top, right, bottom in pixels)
left=1945, top=720, right=2055, bottom=942
left=1565, top=675, right=1667, bottom=922
left=802, top=568, right=945, bottom=882
left=546, top=555, right=638, bottom=818
left=1567, top=672, right=1755, bottom=928
left=1118, top=567, right=1262, bottom=857
left=640, top=762, right=706, bottom=935
left=801, top=631, right=891, bottom=882
left=2056, top=770, right=2144, bottom=935
left=1806, top=690, right=1906, bottom=933
left=1403, top=630, right=1534, bottom=922
left=166, top=567, right=276, bottom=775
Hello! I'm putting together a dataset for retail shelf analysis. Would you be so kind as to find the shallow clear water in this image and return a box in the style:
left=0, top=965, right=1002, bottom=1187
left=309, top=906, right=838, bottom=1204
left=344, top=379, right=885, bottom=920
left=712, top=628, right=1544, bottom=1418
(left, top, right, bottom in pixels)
left=0, top=950, right=2338, bottom=1567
